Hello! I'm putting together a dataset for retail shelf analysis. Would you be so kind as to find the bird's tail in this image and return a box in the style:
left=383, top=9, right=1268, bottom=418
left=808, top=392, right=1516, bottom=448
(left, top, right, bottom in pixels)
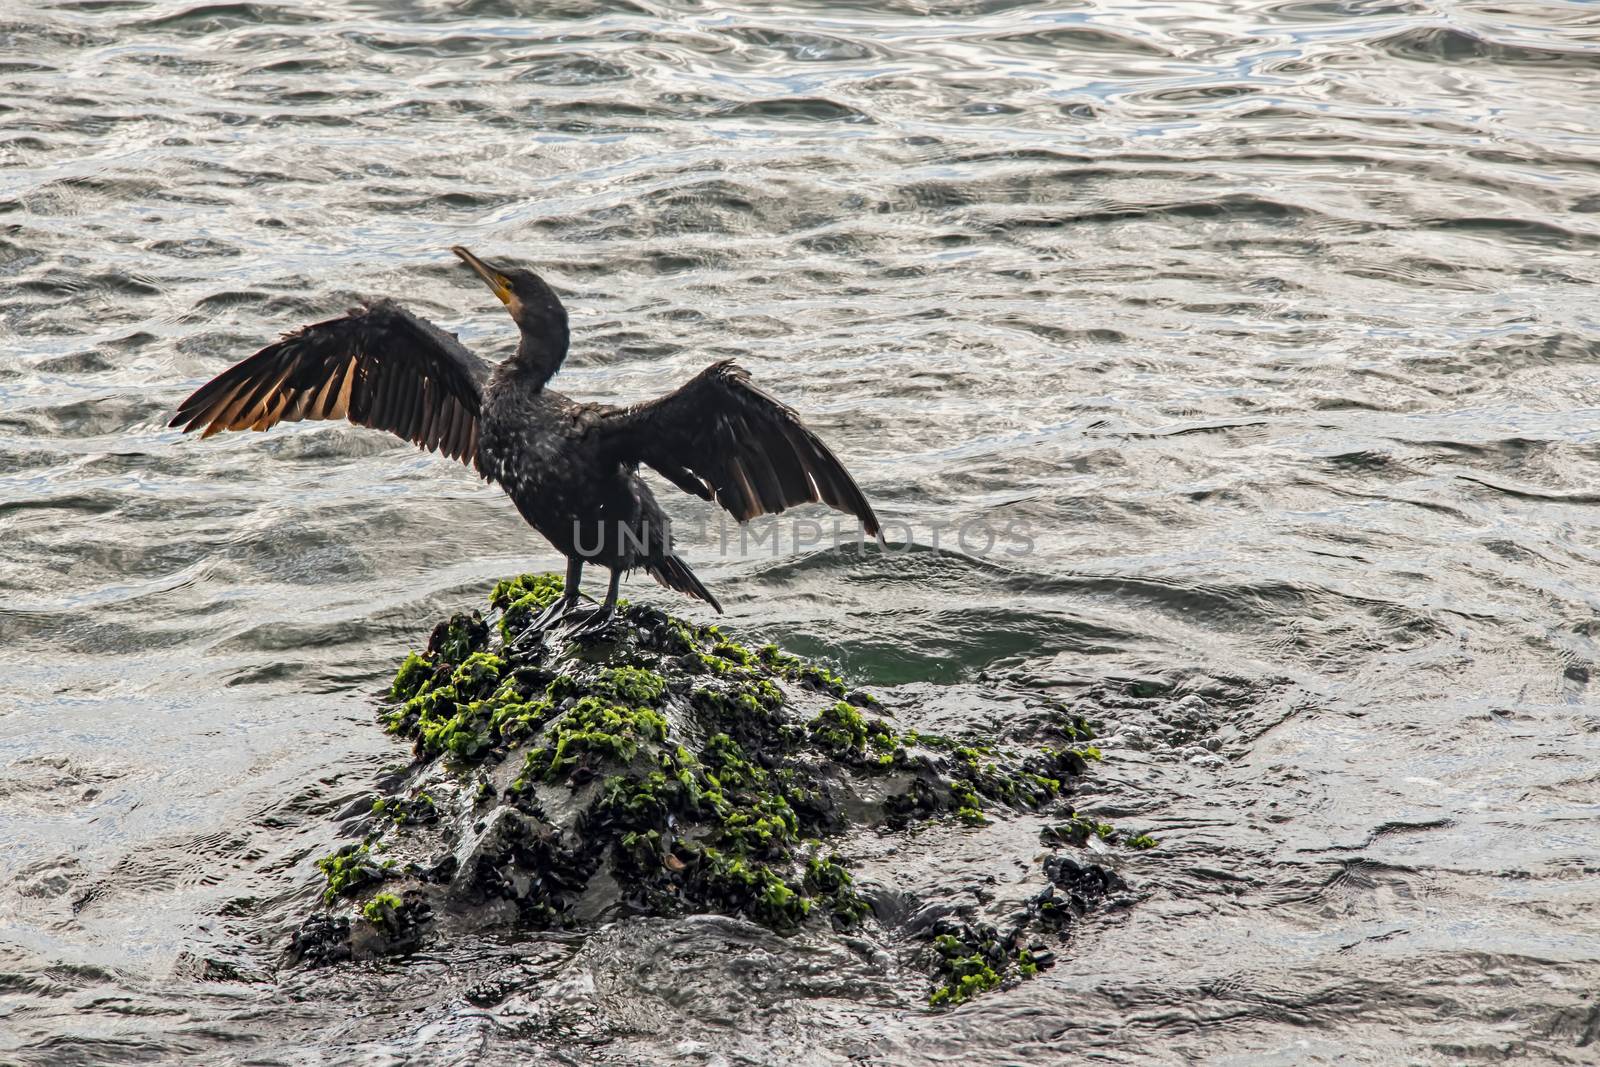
left=646, top=555, right=723, bottom=614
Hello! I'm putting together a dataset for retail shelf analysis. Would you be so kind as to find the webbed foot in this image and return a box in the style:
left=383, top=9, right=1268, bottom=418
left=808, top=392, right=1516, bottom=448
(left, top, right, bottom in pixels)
left=511, top=595, right=579, bottom=646
left=561, top=604, right=617, bottom=641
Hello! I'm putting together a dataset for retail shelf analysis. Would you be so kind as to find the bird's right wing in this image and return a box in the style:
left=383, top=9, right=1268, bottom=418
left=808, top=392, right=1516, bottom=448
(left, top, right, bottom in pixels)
left=170, top=299, right=490, bottom=467
left=599, top=359, right=879, bottom=536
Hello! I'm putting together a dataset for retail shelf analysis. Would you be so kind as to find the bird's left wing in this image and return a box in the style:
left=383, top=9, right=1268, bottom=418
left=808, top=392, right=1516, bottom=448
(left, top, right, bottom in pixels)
left=170, top=299, right=490, bottom=467
left=598, top=359, right=880, bottom=536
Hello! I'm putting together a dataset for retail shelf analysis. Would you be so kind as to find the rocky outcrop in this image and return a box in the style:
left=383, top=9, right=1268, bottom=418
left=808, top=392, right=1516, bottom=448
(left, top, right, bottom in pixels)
left=287, top=574, right=1142, bottom=1005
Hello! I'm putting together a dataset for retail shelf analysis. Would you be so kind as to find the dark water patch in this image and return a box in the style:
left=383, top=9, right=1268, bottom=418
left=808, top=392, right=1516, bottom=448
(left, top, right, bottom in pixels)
left=132, top=3, right=326, bottom=34
left=147, top=238, right=241, bottom=259
left=539, top=99, right=664, bottom=123
left=397, top=0, right=655, bottom=19
left=266, top=88, right=356, bottom=106
left=717, top=97, right=873, bottom=124
left=46, top=0, right=152, bottom=10
left=796, top=229, right=868, bottom=256
left=980, top=193, right=1319, bottom=234
left=996, top=321, right=1128, bottom=346
left=146, top=184, right=232, bottom=207
left=255, top=111, right=357, bottom=129
left=1319, top=448, right=1399, bottom=473
left=1420, top=214, right=1599, bottom=250
left=580, top=326, right=685, bottom=361
left=790, top=604, right=1143, bottom=685
left=542, top=117, right=668, bottom=136
left=987, top=27, right=1173, bottom=57
left=1374, top=25, right=1600, bottom=67
left=187, top=289, right=337, bottom=318
left=0, top=603, right=208, bottom=656
left=1259, top=0, right=1427, bottom=21
left=1342, top=258, right=1489, bottom=292
left=511, top=54, right=633, bottom=85
left=0, top=444, right=61, bottom=469
left=1456, top=474, right=1600, bottom=507
left=110, top=50, right=229, bottom=75
left=1117, top=418, right=1270, bottom=441
left=17, top=267, right=163, bottom=300
left=1475, top=332, right=1600, bottom=368
left=13, top=1034, right=188, bottom=1066
left=0, top=60, right=59, bottom=74
left=33, top=349, right=120, bottom=373
left=340, top=29, right=525, bottom=58
left=0, top=21, right=117, bottom=49
left=0, top=489, right=123, bottom=519
left=364, top=187, right=528, bottom=213
left=631, top=248, right=729, bottom=274
left=244, top=55, right=337, bottom=75
left=0, top=394, right=172, bottom=437
left=894, top=179, right=981, bottom=210
left=0, top=134, right=59, bottom=153
left=218, top=613, right=412, bottom=655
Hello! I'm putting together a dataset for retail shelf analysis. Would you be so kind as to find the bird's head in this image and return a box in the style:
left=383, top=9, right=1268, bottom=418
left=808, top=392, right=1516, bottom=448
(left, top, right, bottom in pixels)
left=452, top=246, right=568, bottom=351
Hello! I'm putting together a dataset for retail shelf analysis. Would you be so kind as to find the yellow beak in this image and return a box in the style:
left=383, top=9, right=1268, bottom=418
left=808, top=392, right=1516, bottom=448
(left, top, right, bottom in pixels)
left=451, top=246, right=512, bottom=305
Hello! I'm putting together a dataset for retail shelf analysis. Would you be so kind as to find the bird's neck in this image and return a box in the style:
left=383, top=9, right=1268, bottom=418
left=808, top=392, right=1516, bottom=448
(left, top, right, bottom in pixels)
left=509, top=328, right=567, bottom=389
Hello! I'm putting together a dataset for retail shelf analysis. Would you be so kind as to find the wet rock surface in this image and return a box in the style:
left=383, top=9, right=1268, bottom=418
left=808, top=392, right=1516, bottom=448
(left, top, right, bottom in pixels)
left=287, top=574, right=1144, bottom=1005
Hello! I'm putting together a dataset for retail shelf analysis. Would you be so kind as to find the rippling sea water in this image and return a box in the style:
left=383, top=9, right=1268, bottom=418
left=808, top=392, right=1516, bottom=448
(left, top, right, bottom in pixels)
left=4, top=1, right=1599, bottom=1063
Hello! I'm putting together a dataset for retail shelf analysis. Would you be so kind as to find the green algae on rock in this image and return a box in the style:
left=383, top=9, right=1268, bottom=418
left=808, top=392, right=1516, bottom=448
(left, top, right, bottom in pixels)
left=288, top=573, right=1138, bottom=1008
left=1040, top=814, right=1160, bottom=851
left=313, top=843, right=385, bottom=904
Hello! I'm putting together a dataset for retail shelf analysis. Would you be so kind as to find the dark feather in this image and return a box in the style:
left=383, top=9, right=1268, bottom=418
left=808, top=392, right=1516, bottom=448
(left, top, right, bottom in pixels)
left=601, top=360, right=879, bottom=537
left=169, top=299, right=490, bottom=470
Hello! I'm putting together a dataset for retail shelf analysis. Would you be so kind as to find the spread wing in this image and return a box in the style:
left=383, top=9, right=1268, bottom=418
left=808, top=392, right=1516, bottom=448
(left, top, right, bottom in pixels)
left=601, top=360, right=879, bottom=536
left=169, top=299, right=490, bottom=467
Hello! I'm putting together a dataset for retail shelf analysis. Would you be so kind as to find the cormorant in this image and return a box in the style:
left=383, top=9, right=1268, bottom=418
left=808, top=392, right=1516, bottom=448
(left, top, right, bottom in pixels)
left=170, top=247, right=880, bottom=635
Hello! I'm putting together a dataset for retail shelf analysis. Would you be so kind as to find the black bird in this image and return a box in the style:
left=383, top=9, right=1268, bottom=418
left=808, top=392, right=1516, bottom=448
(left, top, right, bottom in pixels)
left=170, top=247, right=880, bottom=635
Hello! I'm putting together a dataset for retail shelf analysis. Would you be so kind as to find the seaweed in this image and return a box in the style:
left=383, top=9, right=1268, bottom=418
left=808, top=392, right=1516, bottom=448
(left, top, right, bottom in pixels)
left=291, top=571, right=1131, bottom=1011
left=315, top=843, right=384, bottom=904
left=360, top=891, right=403, bottom=927
left=1040, top=812, right=1158, bottom=850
